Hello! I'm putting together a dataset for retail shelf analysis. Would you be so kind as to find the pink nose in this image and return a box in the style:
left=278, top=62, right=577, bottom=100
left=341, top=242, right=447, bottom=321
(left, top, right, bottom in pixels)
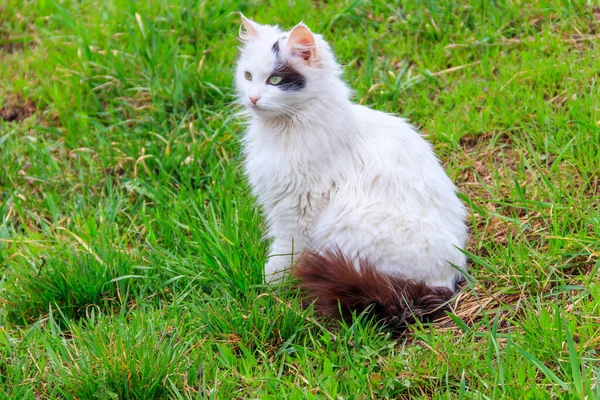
left=249, top=96, right=260, bottom=105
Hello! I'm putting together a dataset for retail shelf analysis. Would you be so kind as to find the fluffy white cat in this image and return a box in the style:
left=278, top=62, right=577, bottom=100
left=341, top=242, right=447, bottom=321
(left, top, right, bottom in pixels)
left=235, top=15, right=468, bottom=328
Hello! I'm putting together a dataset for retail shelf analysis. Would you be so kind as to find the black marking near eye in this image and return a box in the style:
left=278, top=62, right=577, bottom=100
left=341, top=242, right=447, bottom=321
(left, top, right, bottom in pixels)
left=270, top=38, right=305, bottom=91
left=271, top=63, right=305, bottom=91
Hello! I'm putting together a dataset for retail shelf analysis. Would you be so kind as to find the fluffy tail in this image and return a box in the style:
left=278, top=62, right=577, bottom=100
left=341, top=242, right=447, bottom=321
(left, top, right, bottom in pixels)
left=293, top=249, right=455, bottom=330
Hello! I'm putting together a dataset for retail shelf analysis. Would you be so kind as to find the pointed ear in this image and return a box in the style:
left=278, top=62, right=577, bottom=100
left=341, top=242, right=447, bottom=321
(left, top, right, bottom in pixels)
left=287, top=23, right=316, bottom=61
left=239, top=13, right=259, bottom=40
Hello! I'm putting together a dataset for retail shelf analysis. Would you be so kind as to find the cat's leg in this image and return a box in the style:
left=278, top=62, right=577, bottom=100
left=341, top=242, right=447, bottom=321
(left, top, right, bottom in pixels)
left=263, top=191, right=325, bottom=283
left=264, top=234, right=306, bottom=283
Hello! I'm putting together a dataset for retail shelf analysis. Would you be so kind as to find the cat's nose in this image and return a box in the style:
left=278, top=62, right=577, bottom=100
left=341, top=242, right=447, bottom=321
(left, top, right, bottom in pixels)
left=249, top=96, right=260, bottom=105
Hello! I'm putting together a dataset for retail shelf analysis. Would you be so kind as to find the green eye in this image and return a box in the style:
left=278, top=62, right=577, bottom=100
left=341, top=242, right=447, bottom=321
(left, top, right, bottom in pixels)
left=244, top=71, right=252, bottom=81
left=268, top=75, right=282, bottom=85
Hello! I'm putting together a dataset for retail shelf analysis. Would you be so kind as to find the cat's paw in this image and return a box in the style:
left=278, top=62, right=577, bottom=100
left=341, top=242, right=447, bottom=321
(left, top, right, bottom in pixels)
left=264, top=256, right=292, bottom=284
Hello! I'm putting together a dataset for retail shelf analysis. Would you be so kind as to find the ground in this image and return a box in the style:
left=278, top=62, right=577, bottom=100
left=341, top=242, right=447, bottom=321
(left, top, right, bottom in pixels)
left=1, top=0, right=599, bottom=398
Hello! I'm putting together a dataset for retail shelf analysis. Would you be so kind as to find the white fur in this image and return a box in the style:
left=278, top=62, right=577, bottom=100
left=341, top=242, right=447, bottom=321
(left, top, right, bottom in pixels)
left=235, top=19, right=468, bottom=289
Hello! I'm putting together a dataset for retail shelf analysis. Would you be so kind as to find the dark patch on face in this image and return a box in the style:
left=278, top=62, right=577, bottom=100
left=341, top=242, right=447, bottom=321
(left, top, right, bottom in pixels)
left=270, top=38, right=305, bottom=91
left=272, top=63, right=306, bottom=91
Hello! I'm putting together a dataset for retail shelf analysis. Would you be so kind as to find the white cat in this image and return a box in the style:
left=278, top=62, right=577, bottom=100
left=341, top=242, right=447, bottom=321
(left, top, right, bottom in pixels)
left=235, top=15, right=468, bottom=327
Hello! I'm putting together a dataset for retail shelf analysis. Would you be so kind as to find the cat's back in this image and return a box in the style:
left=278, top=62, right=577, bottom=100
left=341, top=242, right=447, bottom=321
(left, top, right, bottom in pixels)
left=350, top=104, right=443, bottom=173
left=316, top=104, right=468, bottom=280
left=342, top=103, right=465, bottom=226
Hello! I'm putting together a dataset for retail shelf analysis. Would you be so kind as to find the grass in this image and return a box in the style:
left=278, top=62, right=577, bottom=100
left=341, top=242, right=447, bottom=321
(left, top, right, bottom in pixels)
left=1, top=0, right=599, bottom=398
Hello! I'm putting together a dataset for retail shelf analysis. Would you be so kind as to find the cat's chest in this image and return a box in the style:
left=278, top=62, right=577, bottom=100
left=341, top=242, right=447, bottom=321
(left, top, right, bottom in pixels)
left=244, top=138, right=335, bottom=210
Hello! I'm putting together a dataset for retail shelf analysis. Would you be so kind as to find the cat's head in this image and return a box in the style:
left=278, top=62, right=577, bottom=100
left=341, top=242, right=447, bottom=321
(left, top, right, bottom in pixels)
left=235, top=15, right=343, bottom=119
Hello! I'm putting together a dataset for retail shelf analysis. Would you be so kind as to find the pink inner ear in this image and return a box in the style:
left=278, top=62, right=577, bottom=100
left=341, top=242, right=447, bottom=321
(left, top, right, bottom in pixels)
left=291, top=27, right=313, bottom=47
left=288, top=25, right=315, bottom=60
left=240, top=14, right=259, bottom=38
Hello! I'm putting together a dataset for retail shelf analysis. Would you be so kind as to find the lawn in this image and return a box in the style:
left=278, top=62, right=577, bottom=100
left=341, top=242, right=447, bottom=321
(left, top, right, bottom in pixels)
left=1, top=0, right=599, bottom=398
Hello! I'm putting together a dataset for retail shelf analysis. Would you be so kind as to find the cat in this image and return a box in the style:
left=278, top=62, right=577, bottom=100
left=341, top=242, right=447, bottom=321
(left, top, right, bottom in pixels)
left=235, top=15, right=468, bottom=329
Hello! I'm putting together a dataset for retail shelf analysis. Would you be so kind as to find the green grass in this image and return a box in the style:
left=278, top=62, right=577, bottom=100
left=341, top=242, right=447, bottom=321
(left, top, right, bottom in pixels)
left=1, top=0, right=599, bottom=398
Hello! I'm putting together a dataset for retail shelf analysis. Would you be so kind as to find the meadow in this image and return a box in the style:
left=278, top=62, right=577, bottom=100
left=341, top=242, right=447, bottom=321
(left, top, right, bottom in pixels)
left=1, top=0, right=599, bottom=398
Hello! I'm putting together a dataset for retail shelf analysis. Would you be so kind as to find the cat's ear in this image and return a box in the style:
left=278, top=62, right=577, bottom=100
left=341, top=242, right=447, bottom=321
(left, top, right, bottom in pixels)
left=288, top=23, right=316, bottom=62
left=239, top=13, right=259, bottom=40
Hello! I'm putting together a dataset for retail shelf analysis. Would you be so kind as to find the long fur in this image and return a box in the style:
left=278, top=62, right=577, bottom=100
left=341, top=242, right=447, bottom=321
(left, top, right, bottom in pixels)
left=234, top=17, right=468, bottom=330
left=294, top=250, right=455, bottom=330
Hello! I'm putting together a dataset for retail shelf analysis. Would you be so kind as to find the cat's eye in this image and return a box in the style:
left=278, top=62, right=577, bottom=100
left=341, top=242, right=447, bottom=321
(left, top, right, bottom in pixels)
left=268, top=75, right=282, bottom=85
left=244, top=71, right=252, bottom=81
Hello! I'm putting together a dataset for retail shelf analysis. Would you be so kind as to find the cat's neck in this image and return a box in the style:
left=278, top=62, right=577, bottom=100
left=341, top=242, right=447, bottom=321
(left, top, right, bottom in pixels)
left=246, top=97, right=358, bottom=173
left=252, top=81, right=356, bottom=138
left=260, top=100, right=350, bottom=129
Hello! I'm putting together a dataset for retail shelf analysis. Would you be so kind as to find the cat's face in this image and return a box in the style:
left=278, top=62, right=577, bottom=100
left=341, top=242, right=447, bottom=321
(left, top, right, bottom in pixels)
left=235, top=16, right=323, bottom=119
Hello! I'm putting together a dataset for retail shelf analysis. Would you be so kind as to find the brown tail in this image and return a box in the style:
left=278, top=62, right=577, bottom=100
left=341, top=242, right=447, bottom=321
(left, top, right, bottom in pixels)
left=293, top=249, right=455, bottom=331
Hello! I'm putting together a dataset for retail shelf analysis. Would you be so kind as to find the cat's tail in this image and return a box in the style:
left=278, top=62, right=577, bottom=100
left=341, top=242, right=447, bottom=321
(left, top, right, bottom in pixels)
left=292, top=249, right=455, bottom=331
